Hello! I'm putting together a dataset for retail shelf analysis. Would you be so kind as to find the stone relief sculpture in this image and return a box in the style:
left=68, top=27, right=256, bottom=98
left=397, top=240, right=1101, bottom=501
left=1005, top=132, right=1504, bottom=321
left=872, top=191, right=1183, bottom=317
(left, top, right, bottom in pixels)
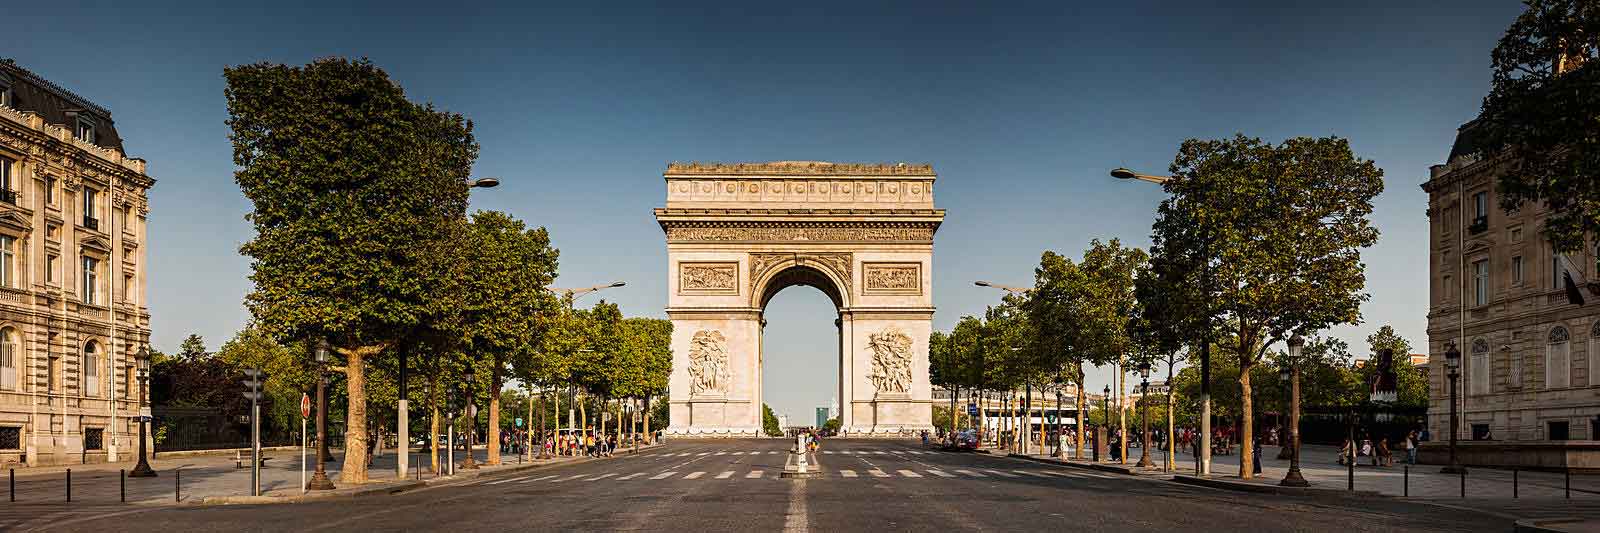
left=867, top=328, right=914, bottom=395
left=681, top=263, right=737, bottom=290
left=688, top=329, right=731, bottom=395
left=864, top=264, right=920, bottom=291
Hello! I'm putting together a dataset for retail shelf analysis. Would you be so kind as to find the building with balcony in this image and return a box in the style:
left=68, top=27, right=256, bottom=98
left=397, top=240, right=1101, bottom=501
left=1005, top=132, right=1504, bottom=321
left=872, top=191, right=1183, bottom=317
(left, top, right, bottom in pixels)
left=0, top=59, right=154, bottom=466
left=1422, top=119, right=1600, bottom=469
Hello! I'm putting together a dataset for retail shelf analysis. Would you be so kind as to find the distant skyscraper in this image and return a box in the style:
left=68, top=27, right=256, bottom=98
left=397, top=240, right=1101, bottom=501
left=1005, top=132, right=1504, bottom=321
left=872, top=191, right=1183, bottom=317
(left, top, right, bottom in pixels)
left=816, top=407, right=829, bottom=428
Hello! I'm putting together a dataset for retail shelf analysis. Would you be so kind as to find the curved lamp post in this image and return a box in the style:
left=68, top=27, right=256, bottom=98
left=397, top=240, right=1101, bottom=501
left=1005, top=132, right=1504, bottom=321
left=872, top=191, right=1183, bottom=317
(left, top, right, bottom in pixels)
left=1137, top=362, right=1153, bottom=468
left=1102, top=384, right=1112, bottom=461
left=462, top=370, right=479, bottom=470
left=1280, top=335, right=1309, bottom=487
left=129, top=346, right=156, bottom=478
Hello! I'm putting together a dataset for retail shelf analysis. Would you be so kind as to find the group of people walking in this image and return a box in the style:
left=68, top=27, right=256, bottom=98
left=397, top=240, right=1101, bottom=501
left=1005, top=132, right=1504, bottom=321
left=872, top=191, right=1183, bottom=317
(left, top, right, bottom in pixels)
left=1339, top=429, right=1423, bottom=467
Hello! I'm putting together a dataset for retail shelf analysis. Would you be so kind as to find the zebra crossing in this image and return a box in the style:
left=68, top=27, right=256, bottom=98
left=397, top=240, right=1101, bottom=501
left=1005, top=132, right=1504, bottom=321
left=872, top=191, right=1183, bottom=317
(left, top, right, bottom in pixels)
left=469, top=467, right=1112, bottom=485
left=631, top=449, right=941, bottom=458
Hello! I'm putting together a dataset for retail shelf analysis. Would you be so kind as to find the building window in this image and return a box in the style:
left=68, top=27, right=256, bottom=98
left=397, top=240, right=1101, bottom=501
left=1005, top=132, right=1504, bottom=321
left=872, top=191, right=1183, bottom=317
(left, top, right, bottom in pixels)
left=44, top=177, right=56, bottom=206
left=81, top=256, right=98, bottom=305
left=1471, top=423, right=1491, bottom=440
left=1511, top=227, right=1523, bottom=242
left=123, top=274, right=134, bottom=304
left=1508, top=346, right=1523, bottom=388
left=46, top=254, right=57, bottom=285
left=1471, top=338, right=1490, bottom=395
left=0, top=328, right=13, bottom=391
left=1554, top=252, right=1569, bottom=290
left=0, top=155, right=12, bottom=194
left=1548, top=326, right=1571, bottom=389
left=1550, top=421, right=1570, bottom=441
left=1472, top=259, right=1489, bottom=306
left=84, top=428, right=103, bottom=451
left=75, top=116, right=96, bottom=144
left=0, top=427, right=17, bottom=450
left=82, top=188, right=99, bottom=230
left=83, top=341, right=99, bottom=397
left=0, top=87, right=11, bottom=108
left=1512, top=256, right=1524, bottom=286
left=0, top=235, right=14, bottom=290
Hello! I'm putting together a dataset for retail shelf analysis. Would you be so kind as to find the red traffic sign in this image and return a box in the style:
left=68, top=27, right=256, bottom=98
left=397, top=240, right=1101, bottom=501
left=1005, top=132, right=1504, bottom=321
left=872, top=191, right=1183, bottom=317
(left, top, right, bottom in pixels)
left=301, top=393, right=311, bottom=418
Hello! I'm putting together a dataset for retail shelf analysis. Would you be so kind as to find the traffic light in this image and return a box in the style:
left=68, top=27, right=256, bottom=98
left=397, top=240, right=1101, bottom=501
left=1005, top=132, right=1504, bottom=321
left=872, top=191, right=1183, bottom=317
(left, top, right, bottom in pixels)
left=241, top=368, right=267, bottom=402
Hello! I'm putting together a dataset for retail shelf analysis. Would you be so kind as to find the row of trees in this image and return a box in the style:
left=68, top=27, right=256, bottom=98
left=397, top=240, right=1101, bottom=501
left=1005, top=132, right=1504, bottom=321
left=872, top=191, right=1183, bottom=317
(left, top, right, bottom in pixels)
left=932, top=134, right=1388, bottom=479
left=223, top=57, right=670, bottom=484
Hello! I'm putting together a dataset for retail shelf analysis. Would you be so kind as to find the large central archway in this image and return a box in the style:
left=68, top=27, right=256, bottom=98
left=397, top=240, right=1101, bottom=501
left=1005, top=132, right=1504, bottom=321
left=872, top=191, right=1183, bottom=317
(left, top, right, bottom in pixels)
left=656, top=161, right=943, bottom=437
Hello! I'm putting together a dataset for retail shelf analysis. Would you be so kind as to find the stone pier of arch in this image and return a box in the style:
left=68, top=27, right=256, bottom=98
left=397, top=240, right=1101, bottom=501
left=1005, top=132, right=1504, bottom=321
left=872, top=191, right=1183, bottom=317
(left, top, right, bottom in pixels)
left=656, top=162, right=944, bottom=438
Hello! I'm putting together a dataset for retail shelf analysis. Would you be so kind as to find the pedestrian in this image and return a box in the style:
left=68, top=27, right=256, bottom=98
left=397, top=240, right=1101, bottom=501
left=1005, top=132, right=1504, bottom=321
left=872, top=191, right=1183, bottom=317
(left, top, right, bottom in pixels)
left=1338, top=438, right=1353, bottom=466
left=1405, top=430, right=1419, bottom=465
left=1252, top=437, right=1263, bottom=475
left=1377, top=438, right=1393, bottom=467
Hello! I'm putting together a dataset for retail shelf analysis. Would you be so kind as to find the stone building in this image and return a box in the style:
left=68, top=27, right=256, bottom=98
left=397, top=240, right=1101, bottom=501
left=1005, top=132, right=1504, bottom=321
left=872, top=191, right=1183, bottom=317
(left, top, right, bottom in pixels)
left=1422, top=119, right=1600, bottom=468
left=0, top=59, right=154, bottom=466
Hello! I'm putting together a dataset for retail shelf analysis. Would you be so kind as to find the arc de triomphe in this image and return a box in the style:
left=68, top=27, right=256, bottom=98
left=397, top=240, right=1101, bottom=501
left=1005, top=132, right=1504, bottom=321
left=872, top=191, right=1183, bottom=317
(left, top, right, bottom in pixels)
left=657, top=161, right=943, bottom=437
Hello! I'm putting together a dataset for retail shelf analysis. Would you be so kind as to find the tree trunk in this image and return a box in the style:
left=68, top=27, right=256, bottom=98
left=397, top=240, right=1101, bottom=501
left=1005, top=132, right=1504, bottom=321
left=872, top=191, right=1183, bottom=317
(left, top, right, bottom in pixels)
left=643, top=395, right=651, bottom=444
left=1074, top=365, right=1085, bottom=460
left=430, top=402, right=440, bottom=474
left=1238, top=358, right=1255, bottom=480
left=487, top=366, right=501, bottom=466
left=579, top=394, right=587, bottom=435
left=1166, top=362, right=1175, bottom=471
left=537, top=391, right=547, bottom=456
left=1118, top=358, right=1128, bottom=465
left=526, top=388, right=535, bottom=458
left=338, top=345, right=382, bottom=484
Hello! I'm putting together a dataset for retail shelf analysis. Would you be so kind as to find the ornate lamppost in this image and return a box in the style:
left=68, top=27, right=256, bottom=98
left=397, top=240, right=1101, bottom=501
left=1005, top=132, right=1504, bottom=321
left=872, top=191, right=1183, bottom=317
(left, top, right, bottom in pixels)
left=1137, top=362, right=1154, bottom=468
left=307, top=340, right=336, bottom=490
left=462, top=369, right=479, bottom=470
left=1280, top=334, right=1309, bottom=487
left=129, top=346, right=156, bottom=477
left=1441, top=341, right=1465, bottom=474
left=1102, top=384, right=1111, bottom=461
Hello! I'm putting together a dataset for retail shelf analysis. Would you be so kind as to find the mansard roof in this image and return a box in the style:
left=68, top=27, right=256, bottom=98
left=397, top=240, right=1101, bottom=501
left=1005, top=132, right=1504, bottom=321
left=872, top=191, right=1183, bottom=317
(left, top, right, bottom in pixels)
left=0, top=58, right=125, bottom=154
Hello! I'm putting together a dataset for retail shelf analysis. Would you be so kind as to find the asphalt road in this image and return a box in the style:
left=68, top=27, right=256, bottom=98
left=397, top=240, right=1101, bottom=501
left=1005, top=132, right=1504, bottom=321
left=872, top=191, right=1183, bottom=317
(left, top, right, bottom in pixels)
left=24, top=439, right=1514, bottom=532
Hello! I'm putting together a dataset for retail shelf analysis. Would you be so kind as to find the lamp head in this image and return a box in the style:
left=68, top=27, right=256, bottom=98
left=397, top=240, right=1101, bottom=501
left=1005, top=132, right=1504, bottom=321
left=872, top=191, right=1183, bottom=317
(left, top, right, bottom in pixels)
left=1279, top=365, right=1290, bottom=382
left=1110, top=168, right=1138, bottom=180
left=974, top=281, right=992, bottom=288
left=1137, top=361, right=1151, bottom=378
left=315, top=339, right=330, bottom=364
left=609, top=281, right=626, bottom=288
left=1444, top=341, right=1461, bottom=369
left=469, top=177, right=500, bottom=188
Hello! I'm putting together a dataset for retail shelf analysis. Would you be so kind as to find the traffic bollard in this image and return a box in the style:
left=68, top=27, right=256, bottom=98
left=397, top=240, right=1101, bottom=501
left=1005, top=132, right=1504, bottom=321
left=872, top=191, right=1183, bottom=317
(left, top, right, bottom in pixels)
left=8, top=468, right=12, bottom=502
left=66, top=468, right=71, bottom=502
left=1567, top=470, right=1572, bottom=499
left=1459, top=468, right=1465, bottom=499
left=121, top=469, right=126, bottom=502
left=1513, top=468, right=1518, bottom=499
left=1403, top=465, right=1409, bottom=497
left=175, top=468, right=180, bottom=502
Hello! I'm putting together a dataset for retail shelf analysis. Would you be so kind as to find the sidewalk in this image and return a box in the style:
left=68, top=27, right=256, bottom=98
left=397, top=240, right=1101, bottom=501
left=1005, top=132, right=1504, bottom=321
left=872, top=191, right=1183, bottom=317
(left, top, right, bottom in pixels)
left=1, top=444, right=639, bottom=506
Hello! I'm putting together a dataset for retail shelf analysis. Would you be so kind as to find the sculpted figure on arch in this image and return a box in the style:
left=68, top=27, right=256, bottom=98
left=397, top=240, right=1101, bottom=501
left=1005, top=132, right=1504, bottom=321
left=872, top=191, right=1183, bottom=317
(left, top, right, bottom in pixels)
left=868, top=328, right=914, bottom=394
left=688, top=329, right=730, bottom=395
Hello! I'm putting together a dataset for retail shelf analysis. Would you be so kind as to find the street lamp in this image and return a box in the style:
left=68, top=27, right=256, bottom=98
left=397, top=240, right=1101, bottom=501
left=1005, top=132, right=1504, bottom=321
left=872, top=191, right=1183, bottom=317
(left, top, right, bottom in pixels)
left=462, top=369, right=479, bottom=470
left=469, top=177, right=500, bottom=188
left=1137, top=362, right=1153, bottom=468
left=1110, top=166, right=1213, bottom=476
left=307, top=340, right=336, bottom=490
left=129, top=346, right=156, bottom=478
left=1280, top=334, right=1309, bottom=487
left=1441, top=341, right=1465, bottom=474
left=1102, top=384, right=1111, bottom=462
left=974, top=280, right=1032, bottom=294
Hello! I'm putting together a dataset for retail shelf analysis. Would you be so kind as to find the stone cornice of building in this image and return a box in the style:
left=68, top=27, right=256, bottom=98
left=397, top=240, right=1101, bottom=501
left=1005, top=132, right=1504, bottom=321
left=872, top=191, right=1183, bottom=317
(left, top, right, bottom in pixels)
left=657, top=218, right=941, bottom=243
left=1420, top=151, right=1510, bottom=195
left=655, top=207, right=945, bottom=218
left=665, top=161, right=935, bottom=177
left=1425, top=289, right=1590, bottom=333
left=0, top=105, right=153, bottom=187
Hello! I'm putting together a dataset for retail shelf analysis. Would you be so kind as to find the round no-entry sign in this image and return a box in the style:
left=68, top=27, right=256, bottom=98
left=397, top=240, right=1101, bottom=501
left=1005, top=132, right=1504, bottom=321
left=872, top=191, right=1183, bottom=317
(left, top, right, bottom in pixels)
left=301, top=393, right=311, bottom=418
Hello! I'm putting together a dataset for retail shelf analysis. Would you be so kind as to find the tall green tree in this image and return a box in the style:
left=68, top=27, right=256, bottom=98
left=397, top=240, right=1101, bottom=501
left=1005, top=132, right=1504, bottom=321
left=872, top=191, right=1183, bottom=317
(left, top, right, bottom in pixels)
left=225, top=57, right=479, bottom=483
left=460, top=210, right=559, bottom=465
left=1152, top=134, right=1383, bottom=479
left=762, top=404, right=782, bottom=437
left=1474, top=0, right=1600, bottom=252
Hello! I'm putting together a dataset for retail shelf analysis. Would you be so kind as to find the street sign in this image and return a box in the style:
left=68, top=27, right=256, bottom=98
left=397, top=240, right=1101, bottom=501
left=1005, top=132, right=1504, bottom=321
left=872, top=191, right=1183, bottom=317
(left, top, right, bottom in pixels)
left=301, top=393, right=311, bottom=418
left=515, top=417, right=524, bottom=428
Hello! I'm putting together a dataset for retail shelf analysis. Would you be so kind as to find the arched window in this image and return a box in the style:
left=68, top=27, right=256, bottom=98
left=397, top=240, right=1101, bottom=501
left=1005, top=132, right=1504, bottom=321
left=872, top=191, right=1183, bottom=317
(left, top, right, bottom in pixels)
left=83, top=341, right=99, bottom=397
left=1548, top=327, right=1571, bottom=389
left=1471, top=338, right=1491, bottom=395
left=0, top=328, right=14, bottom=390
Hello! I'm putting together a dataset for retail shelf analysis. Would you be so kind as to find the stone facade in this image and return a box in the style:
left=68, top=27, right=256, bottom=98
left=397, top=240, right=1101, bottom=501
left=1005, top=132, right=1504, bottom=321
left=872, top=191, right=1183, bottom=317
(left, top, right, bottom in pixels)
left=1423, top=121, right=1600, bottom=460
left=0, top=60, right=154, bottom=465
left=657, top=162, right=942, bottom=437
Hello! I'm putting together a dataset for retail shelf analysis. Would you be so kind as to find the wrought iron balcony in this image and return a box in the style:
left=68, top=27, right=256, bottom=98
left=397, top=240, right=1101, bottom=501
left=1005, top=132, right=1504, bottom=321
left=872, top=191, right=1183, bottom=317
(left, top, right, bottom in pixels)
left=0, top=189, right=15, bottom=206
left=1467, top=216, right=1487, bottom=235
left=82, top=216, right=99, bottom=231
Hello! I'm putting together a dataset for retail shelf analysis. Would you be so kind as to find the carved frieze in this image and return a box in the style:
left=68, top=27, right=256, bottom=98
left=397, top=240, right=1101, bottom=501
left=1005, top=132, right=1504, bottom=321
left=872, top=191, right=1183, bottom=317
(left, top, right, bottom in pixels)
left=666, top=161, right=934, bottom=176
left=687, top=329, right=731, bottom=396
left=679, top=262, right=738, bottom=294
left=666, top=225, right=934, bottom=243
left=867, top=327, right=914, bottom=395
left=864, top=262, right=921, bottom=294
left=749, top=251, right=852, bottom=296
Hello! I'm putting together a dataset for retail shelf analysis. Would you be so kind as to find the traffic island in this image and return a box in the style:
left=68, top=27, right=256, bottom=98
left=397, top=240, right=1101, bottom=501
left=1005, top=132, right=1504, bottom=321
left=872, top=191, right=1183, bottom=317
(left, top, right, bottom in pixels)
left=1171, top=474, right=1382, bottom=497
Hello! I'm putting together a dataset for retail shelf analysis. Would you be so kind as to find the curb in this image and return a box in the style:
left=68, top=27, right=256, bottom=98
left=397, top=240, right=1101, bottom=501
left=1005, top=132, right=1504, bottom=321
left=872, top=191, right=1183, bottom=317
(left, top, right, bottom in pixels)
left=1006, top=453, right=1148, bottom=476
left=1171, top=474, right=1382, bottom=497
left=1514, top=518, right=1592, bottom=533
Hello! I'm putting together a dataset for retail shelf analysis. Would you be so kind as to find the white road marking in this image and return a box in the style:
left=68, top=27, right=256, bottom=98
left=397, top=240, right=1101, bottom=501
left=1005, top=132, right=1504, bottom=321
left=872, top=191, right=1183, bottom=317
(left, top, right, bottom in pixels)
left=840, top=469, right=858, bottom=478
left=715, top=451, right=727, bottom=456
left=955, top=469, right=985, bottom=478
left=684, top=471, right=706, bottom=479
left=617, top=473, right=644, bottom=480
left=868, top=469, right=890, bottom=478
left=926, top=469, right=955, bottom=478
left=697, top=452, right=710, bottom=456
left=486, top=475, right=530, bottom=485
left=552, top=474, right=587, bottom=482
left=584, top=473, right=617, bottom=481
left=650, top=471, right=679, bottom=480
left=897, top=469, right=922, bottom=478
left=746, top=470, right=765, bottom=478
left=520, top=475, right=558, bottom=483
left=1013, top=470, right=1051, bottom=477
left=716, top=471, right=735, bottom=479
left=783, top=474, right=809, bottom=532
left=823, top=451, right=834, bottom=455
left=984, top=469, right=1019, bottom=478
left=732, top=451, right=745, bottom=455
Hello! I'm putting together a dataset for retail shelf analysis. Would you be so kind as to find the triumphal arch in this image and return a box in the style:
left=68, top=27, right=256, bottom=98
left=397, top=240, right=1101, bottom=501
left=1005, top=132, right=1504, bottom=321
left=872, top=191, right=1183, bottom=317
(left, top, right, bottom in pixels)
left=656, top=162, right=943, bottom=437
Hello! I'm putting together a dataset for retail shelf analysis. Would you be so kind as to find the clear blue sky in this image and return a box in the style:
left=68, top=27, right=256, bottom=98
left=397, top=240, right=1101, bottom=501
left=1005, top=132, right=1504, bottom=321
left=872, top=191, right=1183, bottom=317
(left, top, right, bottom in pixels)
left=4, top=1, right=1522, bottom=422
